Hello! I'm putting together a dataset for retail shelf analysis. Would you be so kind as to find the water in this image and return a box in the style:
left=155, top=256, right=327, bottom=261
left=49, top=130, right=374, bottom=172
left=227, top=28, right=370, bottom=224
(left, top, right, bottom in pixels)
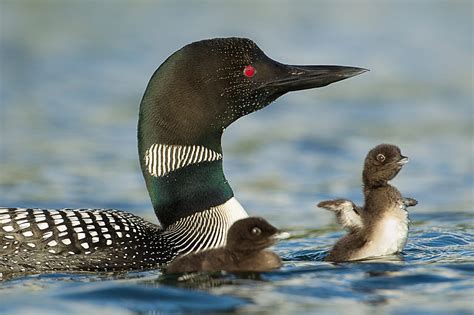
left=0, top=1, right=473, bottom=314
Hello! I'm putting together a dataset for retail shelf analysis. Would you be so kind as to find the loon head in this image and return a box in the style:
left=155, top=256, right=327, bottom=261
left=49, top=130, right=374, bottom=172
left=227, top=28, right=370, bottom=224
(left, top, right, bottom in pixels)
left=139, top=37, right=367, bottom=146
left=363, top=144, right=409, bottom=188
left=138, top=37, right=367, bottom=227
left=226, top=217, right=280, bottom=252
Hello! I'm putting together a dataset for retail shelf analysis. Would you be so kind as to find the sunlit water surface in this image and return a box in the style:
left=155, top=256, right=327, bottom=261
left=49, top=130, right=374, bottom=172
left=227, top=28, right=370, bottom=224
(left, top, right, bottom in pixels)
left=0, top=2, right=473, bottom=314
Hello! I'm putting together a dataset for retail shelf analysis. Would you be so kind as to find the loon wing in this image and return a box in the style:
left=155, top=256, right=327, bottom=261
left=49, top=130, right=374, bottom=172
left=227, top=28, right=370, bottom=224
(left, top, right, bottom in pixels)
left=317, top=199, right=364, bottom=231
left=0, top=207, right=174, bottom=275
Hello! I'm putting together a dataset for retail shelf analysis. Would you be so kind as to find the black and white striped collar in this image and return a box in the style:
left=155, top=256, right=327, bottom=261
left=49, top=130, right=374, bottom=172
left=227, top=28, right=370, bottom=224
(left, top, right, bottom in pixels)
left=144, top=144, right=222, bottom=178
left=162, top=197, right=248, bottom=256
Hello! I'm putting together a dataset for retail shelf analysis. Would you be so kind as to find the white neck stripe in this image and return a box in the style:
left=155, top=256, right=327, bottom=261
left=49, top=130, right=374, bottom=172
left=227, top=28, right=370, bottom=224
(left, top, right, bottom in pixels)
left=144, top=144, right=222, bottom=177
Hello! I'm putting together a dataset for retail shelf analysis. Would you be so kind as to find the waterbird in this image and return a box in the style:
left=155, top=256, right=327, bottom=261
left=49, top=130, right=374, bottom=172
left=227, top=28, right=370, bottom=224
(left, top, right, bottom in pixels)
left=318, top=144, right=417, bottom=262
left=0, top=37, right=367, bottom=275
left=166, top=217, right=282, bottom=273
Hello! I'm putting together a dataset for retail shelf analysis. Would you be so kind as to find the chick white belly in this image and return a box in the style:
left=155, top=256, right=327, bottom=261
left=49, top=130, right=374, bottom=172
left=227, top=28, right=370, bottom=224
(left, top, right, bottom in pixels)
left=352, top=210, right=409, bottom=260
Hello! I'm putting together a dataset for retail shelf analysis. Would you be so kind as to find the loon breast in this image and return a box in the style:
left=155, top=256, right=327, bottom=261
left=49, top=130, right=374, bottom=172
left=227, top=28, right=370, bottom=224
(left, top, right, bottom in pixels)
left=353, top=208, right=409, bottom=260
left=161, top=197, right=248, bottom=254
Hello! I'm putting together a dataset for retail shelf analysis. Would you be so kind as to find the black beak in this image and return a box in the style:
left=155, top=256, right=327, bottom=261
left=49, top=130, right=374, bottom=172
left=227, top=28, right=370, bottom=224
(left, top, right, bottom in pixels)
left=260, top=65, right=368, bottom=93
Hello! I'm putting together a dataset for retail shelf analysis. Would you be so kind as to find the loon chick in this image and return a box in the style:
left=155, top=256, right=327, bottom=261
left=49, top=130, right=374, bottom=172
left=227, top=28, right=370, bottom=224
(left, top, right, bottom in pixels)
left=318, top=144, right=417, bottom=262
left=166, top=217, right=282, bottom=273
left=1, top=37, right=367, bottom=275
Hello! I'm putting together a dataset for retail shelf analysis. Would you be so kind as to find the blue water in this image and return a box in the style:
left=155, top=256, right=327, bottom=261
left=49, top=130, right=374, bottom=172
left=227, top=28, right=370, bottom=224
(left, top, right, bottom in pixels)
left=0, top=1, right=473, bottom=314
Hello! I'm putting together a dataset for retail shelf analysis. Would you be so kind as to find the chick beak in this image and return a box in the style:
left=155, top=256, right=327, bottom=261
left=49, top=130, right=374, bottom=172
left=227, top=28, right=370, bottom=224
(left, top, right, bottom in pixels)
left=272, top=231, right=291, bottom=240
left=398, top=156, right=409, bottom=165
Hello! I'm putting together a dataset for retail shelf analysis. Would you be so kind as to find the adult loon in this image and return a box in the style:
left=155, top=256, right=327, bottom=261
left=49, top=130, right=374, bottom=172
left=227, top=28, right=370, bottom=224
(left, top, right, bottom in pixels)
left=0, top=37, right=366, bottom=275
left=317, top=144, right=417, bottom=262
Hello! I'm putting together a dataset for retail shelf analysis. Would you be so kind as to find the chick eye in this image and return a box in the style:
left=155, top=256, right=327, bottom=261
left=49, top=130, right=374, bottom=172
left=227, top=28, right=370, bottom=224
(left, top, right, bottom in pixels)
left=243, top=65, right=256, bottom=78
left=376, top=154, right=386, bottom=162
left=251, top=227, right=261, bottom=235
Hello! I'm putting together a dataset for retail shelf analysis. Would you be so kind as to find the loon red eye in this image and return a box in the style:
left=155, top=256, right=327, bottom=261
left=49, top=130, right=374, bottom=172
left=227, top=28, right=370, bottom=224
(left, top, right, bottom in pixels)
left=243, top=65, right=256, bottom=78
